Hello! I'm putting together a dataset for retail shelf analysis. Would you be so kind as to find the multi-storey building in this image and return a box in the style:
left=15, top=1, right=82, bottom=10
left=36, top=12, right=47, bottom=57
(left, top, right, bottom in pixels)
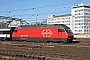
left=47, top=14, right=74, bottom=32
left=47, top=3, right=90, bottom=35
left=72, top=3, right=90, bottom=34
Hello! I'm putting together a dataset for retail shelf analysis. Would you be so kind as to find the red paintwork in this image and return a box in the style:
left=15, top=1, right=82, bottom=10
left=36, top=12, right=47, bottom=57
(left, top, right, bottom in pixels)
left=12, top=28, right=59, bottom=38
left=12, top=26, right=73, bottom=39
left=58, top=32, right=68, bottom=38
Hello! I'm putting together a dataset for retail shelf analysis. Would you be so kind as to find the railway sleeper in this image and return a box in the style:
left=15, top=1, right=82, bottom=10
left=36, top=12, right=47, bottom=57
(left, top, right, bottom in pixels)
left=16, top=54, right=22, bottom=57
left=18, top=54, right=46, bottom=60
left=0, top=56, right=17, bottom=60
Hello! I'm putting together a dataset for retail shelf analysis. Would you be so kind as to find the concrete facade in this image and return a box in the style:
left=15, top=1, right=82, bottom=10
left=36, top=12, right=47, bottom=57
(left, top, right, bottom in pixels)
left=71, top=3, right=90, bottom=34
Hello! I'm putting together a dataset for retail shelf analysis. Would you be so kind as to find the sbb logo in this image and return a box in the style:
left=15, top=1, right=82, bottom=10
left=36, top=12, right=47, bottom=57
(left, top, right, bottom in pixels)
left=41, top=29, right=53, bottom=37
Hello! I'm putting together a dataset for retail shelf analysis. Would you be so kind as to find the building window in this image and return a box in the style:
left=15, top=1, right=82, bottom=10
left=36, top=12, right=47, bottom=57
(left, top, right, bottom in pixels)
left=84, top=9, right=90, bottom=12
left=75, top=13, right=83, bottom=15
left=79, top=30, right=82, bottom=32
left=75, top=9, right=83, bottom=12
left=75, top=16, right=83, bottom=19
left=65, top=20, right=70, bottom=22
left=84, top=16, right=90, bottom=18
left=75, top=20, right=83, bottom=22
left=66, top=17, right=70, bottom=19
left=48, top=22, right=54, bottom=23
left=55, top=21, right=61, bottom=23
left=84, top=13, right=90, bottom=15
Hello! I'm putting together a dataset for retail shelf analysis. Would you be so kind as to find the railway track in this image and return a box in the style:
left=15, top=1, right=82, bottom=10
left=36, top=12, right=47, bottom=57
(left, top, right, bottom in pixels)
left=0, top=39, right=90, bottom=60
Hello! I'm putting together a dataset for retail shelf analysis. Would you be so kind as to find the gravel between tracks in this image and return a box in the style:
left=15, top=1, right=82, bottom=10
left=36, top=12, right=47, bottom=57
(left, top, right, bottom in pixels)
left=0, top=38, right=90, bottom=60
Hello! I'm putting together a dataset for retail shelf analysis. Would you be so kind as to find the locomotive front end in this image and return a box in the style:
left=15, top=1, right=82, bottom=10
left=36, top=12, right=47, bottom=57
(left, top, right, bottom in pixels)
left=65, top=27, right=74, bottom=43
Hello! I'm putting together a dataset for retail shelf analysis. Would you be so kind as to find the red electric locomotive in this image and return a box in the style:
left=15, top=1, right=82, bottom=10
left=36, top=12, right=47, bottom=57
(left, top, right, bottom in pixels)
left=12, top=24, right=74, bottom=43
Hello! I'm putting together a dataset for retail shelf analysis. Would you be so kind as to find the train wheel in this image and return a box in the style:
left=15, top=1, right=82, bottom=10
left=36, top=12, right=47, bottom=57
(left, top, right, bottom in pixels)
left=66, top=38, right=73, bottom=43
left=66, top=39, right=70, bottom=43
left=66, top=39, right=71, bottom=43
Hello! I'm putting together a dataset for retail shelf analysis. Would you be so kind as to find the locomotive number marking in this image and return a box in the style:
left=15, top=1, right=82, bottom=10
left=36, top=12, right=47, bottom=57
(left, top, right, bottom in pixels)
left=21, top=35, right=28, bottom=37
left=41, top=29, right=53, bottom=37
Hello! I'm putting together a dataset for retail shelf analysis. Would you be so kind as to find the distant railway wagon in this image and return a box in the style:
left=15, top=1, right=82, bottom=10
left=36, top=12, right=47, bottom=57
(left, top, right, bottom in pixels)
left=12, top=24, right=74, bottom=43
left=0, top=27, right=14, bottom=40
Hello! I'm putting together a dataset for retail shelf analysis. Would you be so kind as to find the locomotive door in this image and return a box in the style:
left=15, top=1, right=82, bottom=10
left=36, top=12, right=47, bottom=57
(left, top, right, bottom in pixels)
left=58, top=29, right=65, bottom=38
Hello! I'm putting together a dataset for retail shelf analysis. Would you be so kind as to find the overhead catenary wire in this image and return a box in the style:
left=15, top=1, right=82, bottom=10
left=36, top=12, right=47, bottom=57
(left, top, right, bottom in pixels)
left=12, top=11, right=62, bottom=17
left=0, top=0, right=85, bottom=13
left=0, top=0, right=27, bottom=5
left=0, top=4, right=64, bottom=13
left=0, top=0, right=88, bottom=14
left=0, top=0, right=90, bottom=23
left=0, top=1, right=88, bottom=20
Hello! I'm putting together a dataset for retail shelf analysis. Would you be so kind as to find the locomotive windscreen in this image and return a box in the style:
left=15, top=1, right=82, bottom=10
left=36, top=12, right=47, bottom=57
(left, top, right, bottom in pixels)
left=65, top=28, right=72, bottom=33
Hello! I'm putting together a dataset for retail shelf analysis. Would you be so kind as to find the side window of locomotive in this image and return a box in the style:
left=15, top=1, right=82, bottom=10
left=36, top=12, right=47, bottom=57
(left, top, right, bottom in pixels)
left=13, top=30, right=17, bottom=32
left=58, top=29, right=65, bottom=32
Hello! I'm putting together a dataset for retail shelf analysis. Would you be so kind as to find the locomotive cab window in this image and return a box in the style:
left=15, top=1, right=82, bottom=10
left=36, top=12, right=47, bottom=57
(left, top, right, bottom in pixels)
left=58, top=29, right=65, bottom=32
